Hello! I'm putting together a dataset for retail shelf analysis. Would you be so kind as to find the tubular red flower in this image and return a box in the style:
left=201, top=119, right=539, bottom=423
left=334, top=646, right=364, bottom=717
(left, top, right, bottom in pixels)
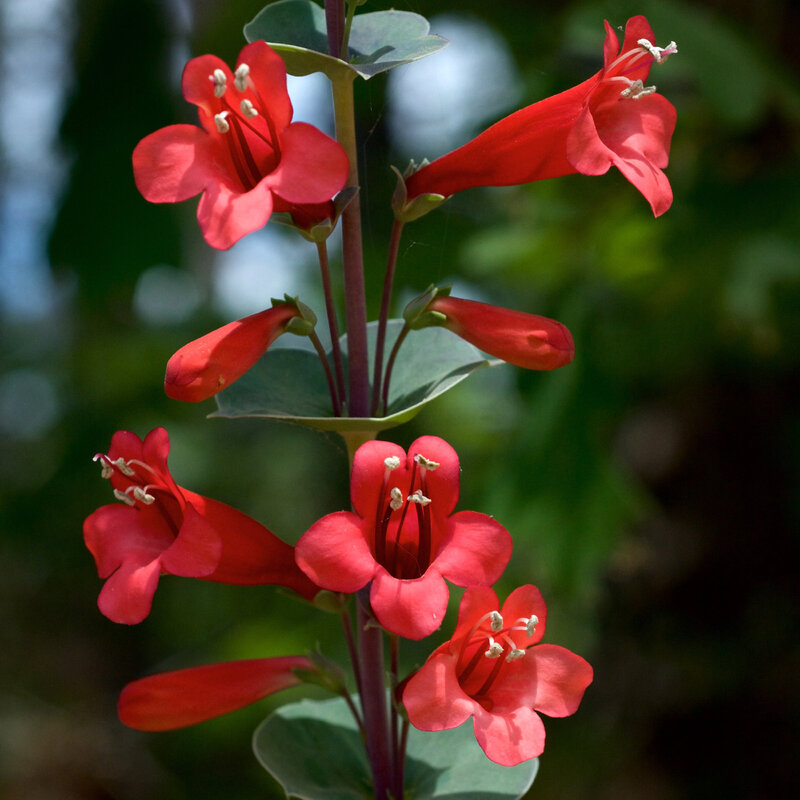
left=165, top=304, right=299, bottom=402
left=83, top=428, right=319, bottom=624
left=295, top=437, right=512, bottom=640
left=403, top=585, right=593, bottom=766
left=118, top=656, right=311, bottom=731
left=405, top=16, right=676, bottom=216
left=133, top=41, right=349, bottom=249
left=430, top=296, right=574, bottom=370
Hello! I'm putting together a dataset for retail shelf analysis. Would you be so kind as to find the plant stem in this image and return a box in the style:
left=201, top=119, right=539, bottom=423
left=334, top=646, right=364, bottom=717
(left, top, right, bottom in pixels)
left=389, top=634, right=403, bottom=799
left=356, top=588, right=391, bottom=800
left=381, top=323, right=410, bottom=416
left=370, top=219, right=404, bottom=416
left=324, top=0, right=345, bottom=59
left=331, top=71, right=370, bottom=417
left=316, top=240, right=347, bottom=410
left=309, top=330, right=342, bottom=417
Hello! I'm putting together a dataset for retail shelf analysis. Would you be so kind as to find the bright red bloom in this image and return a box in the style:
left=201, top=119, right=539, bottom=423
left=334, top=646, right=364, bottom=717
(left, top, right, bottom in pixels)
left=403, top=585, right=593, bottom=766
left=429, top=296, right=574, bottom=371
left=165, top=303, right=299, bottom=402
left=404, top=16, right=676, bottom=216
left=295, top=437, right=512, bottom=640
left=84, top=428, right=319, bottom=624
left=118, top=656, right=311, bottom=731
left=133, top=41, right=349, bottom=249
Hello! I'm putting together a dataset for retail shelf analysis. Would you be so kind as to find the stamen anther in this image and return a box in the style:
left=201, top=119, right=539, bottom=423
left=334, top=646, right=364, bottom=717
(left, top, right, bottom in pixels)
left=506, top=648, right=526, bottom=662
left=384, top=456, right=401, bottom=471
left=240, top=99, right=258, bottom=119
left=132, top=486, right=156, bottom=505
left=234, top=63, right=250, bottom=92
left=484, top=638, right=504, bottom=658
left=113, top=457, right=135, bottom=476
left=620, top=79, right=656, bottom=100
left=408, top=489, right=431, bottom=506
left=489, top=611, right=504, bottom=633
left=113, top=489, right=136, bottom=506
left=210, top=68, right=227, bottom=98
left=526, top=614, right=540, bottom=637
left=637, top=38, right=677, bottom=64
left=414, top=454, right=440, bottom=470
left=389, top=487, right=404, bottom=511
left=214, top=111, right=230, bottom=133
left=93, top=454, right=114, bottom=479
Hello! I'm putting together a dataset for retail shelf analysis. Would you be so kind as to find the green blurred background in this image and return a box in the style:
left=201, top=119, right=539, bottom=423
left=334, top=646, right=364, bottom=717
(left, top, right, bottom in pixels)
left=1, top=0, right=798, bottom=797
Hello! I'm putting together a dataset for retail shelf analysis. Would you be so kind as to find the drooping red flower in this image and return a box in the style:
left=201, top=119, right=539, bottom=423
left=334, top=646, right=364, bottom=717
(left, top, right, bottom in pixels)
left=403, top=585, right=593, bottom=766
left=404, top=16, right=676, bottom=216
left=118, top=656, right=311, bottom=731
left=165, top=303, right=299, bottom=402
left=295, top=437, right=512, bottom=640
left=427, top=296, right=574, bottom=371
left=133, top=41, right=349, bottom=249
left=84, top=428, right=319, bottom=624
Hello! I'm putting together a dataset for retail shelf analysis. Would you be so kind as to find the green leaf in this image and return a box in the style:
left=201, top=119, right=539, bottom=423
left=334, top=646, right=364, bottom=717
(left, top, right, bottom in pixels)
left=244, top=0, right=448, bottom=80
left=253, top=696, right=538, bottom=799
left=212, top=320, right=492, bottom=433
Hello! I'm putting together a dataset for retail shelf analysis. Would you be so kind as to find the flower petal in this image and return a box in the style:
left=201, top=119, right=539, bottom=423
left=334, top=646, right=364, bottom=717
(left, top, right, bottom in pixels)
left=132, top=125, right=221, bottom=203
left=349, top=440, right=408, bottom=520
left=118, top=656, right=310, bottom=731
left=472, top=703, right=546, bottom=766
left=370, top=566, right=449, bottom=640
left=295, top=512, right=376, bottom=593
left=237, top=41, right=293, bottom=131
left=96, top=556, right=163, bottom=625
left=195, top=178, right=274, bottom=250
left=159, top=503, right=221, bottom=578
left=407, top=436, right=461, bottom=517
left=403, top=652, right=475, bottom=731
left=181, top=54, right=232, bottom=121
left=524, top=644, right=594, bottom=718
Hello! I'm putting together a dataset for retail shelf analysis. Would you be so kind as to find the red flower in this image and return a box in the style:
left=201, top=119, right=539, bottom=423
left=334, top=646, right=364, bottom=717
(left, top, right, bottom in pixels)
left=295, top=437, right=512, bottom=640
left=84, top=428, right=319, bottom=624
left=404, top=16, right=676, bottom=216
left=133, top=41, right=349, bottom=249
left=428, top=296, right=574, bottom=371
left=403, top=585, right=593, bottom=766
left=118, top=656, right=311, bottom=731
left=165, top=303, right=299, bottom=402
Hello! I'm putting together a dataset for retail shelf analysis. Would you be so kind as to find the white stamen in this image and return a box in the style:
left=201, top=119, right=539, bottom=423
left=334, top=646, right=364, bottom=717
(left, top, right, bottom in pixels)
left=414, top=454, right=440, bottom=470
left=234, top=63, right=250, bottom=92
left=112, top=457, right=135, bottom=476
left=210, top=68, right=227, bottom=98
left=505, top=648, right=526, bottom=662
left=526, top=615, right=539, bottom=637
left=384, top=456, right=401, bottom=471
left=93, top=455, right=114, bottom=479
left=620, top=79, right=657, bottom=100
left=214, top=111, right=230, bottom=133
left=638, top=38, right=678, bottom=64
left=408, top=489, right=431, bottom=506
left=389, top=487, right=404, bottom=511
left=484, top=638, right=504, bottom=658
left=489, top=611, right=504, bottom=633
left=113, top=489, right=136, bottom=506
left=132, top=486, right=156, bottom=505
left=240, top=99, right=258, bottom=118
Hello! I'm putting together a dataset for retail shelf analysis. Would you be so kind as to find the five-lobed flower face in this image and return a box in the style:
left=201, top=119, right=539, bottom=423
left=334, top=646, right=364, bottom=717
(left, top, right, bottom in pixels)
left=84, top=427, right=319, bottom=624
left=132, top=41, right=349, bottom=249
left=403, top=585, right=593, bottom=766
left=404, top=15, right=676, bottom=217
left=295, top=437, right=512, bottom=640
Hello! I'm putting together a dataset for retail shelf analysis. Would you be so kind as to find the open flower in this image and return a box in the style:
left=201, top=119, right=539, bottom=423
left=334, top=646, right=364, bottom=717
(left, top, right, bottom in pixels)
left=133, top=41, right=349, bottom=249
left=415, top=294, right=574, bottom=371
left=403, top=585, right=593, bottom=766
left=295, top=437, right=512, bottom=640
left=84, top=428, right=319, bottom=624
left=118, top=656, right=311, bottom=731
left=165, top=303, right=300, bottom=402
left=404, top=16, right=676, bottom=216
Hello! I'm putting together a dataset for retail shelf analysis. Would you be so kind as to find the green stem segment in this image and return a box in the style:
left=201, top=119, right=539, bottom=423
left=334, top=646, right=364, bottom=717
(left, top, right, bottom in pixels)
left=316, top=240, right=347, bottom=411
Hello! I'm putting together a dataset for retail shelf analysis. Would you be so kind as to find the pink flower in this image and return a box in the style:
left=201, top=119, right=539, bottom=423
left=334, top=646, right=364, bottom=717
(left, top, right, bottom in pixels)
left=118, top=656, right=311, bottom=731
left=165, top=303, right=300, bottom=402
left=133, top=41, right=349, bottom=249
left=404, top=16, right=676, bottom=216
left=84, top=428, right=319, bottom=624
left=403, top=585, right=593, bottom=766
left=295, top=437, right=512, bottom=640
left=427, top=296, right=574, bottom=371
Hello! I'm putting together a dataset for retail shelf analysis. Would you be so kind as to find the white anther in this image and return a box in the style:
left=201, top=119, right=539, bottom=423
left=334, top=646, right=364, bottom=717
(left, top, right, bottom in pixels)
left=240, top=99, right=258, bottom=118
left=484, top=638, right=504, bottom=658
left=384, top=456, right=401, bottom=471
left=414, top=454, right=440, bottom=470
left=389, top=487, right=404, bottom=511
left=93, top=455, right=114, bottom=479
left=132, top=486, right=156, bottom=505
left=210, top=68, right=227, bottom=98
left=638, top=38, right=677, bottom=64
left=526, top=615, right=539, bottom=637
left=234, top=63, right=250, bottom=92
left=505, top=648, right=526, bottom=662
left=620, top=79, right=657, bottom=100
left=112, top=457, right=135, bottom=476
left=214, top=111, right=230, bottom=133
left=408, top=489, right=431, bottom=506
left=113, top=489, right=136, bottom=506
left=489, top=611, right=504, bottom=633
